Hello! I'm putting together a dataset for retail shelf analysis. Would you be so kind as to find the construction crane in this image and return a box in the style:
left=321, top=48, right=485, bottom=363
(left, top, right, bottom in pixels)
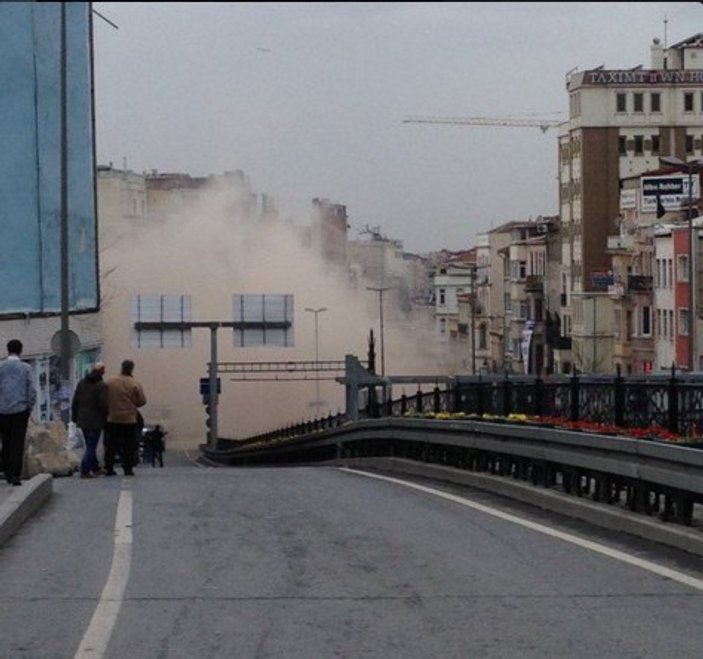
left=403, top=115, right=563, bottom=133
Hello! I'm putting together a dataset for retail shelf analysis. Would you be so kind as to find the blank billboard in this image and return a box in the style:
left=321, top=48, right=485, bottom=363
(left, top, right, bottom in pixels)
left=233, top=294, right=294, bottom=347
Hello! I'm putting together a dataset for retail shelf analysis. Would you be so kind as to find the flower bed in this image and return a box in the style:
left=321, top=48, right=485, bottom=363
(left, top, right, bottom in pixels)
left=399, top=410, right=703, bottom=446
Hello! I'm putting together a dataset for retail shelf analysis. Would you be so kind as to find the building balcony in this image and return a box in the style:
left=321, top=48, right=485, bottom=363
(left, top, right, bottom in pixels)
left=524, top=275, right=544, bottom=293
left=628, top=275, right=653, bottom=293
left=608, top=283, right=625, bottom=299
left=552, top=336, right=572, bottom=350
left=607, top=235, right=634, bottom=251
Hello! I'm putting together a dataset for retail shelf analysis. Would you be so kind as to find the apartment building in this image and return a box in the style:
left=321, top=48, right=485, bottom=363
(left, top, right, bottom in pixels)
left=432, top=251, right=476, bottom=342
left=559, top=33, right=703, bottom=371
left=312, top=198, right=349, bottom=266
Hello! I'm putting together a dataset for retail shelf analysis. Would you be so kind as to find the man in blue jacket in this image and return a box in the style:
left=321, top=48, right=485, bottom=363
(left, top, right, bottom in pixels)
left=0, top=340, right=37, bottom=486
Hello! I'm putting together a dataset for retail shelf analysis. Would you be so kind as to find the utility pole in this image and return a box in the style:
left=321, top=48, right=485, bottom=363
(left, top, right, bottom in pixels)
left=367, top=287, right=391, bottom=376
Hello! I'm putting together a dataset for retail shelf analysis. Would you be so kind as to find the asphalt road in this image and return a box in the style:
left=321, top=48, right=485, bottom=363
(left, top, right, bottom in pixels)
left=1, top=449, right=703, bottom=658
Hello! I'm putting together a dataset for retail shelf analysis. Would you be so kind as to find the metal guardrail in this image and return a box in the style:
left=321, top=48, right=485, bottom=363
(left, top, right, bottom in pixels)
left=203, top=417, right=703, bottom=527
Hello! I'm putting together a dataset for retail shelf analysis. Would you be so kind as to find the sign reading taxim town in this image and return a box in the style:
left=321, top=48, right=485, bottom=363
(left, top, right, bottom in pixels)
left=641, top=174, right=700, bottom=214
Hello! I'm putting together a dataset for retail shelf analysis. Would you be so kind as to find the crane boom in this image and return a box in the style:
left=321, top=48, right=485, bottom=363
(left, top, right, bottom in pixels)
left=403, top=115, right=562, bottom=133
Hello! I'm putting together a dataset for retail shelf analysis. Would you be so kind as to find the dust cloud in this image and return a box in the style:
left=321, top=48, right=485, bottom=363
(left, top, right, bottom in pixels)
left=99, top=180, right=450, bottom=446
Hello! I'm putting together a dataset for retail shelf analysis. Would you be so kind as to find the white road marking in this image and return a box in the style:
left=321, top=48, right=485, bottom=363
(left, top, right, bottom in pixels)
left=182, top=448, right=203, bottom=467
left=342, top=467, right=703, bottom=593
left=74, top=484, right=133, bottom=658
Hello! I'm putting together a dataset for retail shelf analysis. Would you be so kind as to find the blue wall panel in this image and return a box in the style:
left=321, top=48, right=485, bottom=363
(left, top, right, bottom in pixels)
left=0, top=2, right=98, bottom=315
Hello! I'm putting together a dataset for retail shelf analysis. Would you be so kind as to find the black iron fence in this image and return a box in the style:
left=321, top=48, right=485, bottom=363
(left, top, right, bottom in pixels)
left=375, top=367, right=703, bottom=438
left=223, top=367, right=703, bottom=448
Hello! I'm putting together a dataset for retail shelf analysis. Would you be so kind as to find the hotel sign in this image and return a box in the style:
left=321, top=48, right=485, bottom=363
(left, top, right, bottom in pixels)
left=641, top=174, right=700, bottom=213
left=582, top=70, right=703, bottom=86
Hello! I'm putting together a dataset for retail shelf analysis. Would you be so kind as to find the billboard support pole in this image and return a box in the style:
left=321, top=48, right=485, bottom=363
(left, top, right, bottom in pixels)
left=60, top=1, right=70, bottom=383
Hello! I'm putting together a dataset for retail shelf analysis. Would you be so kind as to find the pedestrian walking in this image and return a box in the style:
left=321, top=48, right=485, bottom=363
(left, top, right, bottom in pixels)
left=0, top=339, right=37, bottom=486
left=104, top=360, right=146, bottom=477
left=71, top=361, right=108, bottom=479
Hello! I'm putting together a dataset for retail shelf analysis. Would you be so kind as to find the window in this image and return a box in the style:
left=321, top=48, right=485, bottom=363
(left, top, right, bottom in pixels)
left=479, top=323, right=487, bottom=350
left=669, top=259, right=674, bottom=288
left=651, top=92, right=661, bottom=112
left=618, top=136, right=627, bottom=155
left=439, top=288, right=446, bottom=305
left=686, top=134, right=694, bottom=154
left=504, top=292, right=512, bottom=312
left=634, top=135, right=644, bottom=155
left=616, top=93, right=627, bottom=112
left=678, top=255, right=689, bottom=281
left=641, top=306, right=651, bottom=336
left=651, top=134, right=660, bottom=155
left=511, top=260, right=527, bottom=280
left=569, top=92, right=581, bottom=119
left=684, top=92, right=694, bottom=112
left=680, top=308, right=690, bottom=336
left=634, top=93, right=644, bottom=112
left=440, top=317, right=446, bottom=334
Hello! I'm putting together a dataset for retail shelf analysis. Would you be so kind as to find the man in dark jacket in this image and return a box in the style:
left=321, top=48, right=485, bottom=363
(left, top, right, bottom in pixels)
left=71, top=362, right=108, bottom=479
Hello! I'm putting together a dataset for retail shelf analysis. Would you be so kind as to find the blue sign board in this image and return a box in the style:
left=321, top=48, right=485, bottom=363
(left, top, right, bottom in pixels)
left=0, top=3, right=98, bottom=315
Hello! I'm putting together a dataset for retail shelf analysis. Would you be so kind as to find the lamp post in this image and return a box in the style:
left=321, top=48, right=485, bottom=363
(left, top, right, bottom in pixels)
left=305, top=307, right=327, bottom=409
left=582, top=295, right=597, bottom=373
left=659, top=156, right=703, bottom=370
left=367, top=287, right=391, bottom=375
left=470, top=264, right=477, bottom=374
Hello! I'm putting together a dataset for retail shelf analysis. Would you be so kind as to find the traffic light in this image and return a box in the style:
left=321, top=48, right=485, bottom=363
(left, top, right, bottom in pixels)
left=203, top=396, right=212, bottom=440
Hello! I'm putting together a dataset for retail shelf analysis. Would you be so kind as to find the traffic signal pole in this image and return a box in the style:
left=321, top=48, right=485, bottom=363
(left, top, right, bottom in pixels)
left=134, top=319, right=292, bottom=448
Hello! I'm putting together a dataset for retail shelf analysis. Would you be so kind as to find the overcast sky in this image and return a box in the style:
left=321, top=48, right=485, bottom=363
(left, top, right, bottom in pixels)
left=93, top=2, right=701, bottom=254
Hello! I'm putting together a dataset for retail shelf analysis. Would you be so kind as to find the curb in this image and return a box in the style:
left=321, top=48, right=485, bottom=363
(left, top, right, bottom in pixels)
left=336, top=457, right=703, bottom=558
left=0, top=474, right=53, bottom=548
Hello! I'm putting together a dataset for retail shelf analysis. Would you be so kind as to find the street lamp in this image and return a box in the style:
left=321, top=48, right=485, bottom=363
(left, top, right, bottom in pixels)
left=470, top=264, right=477, bottom=374
left=582, top=295, right=597, bottom=373
left=305, top=307, right=327, bottom=409
left=659, top=155, right=703, bottom=370
left=367, top=287, right=391, bottom=375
